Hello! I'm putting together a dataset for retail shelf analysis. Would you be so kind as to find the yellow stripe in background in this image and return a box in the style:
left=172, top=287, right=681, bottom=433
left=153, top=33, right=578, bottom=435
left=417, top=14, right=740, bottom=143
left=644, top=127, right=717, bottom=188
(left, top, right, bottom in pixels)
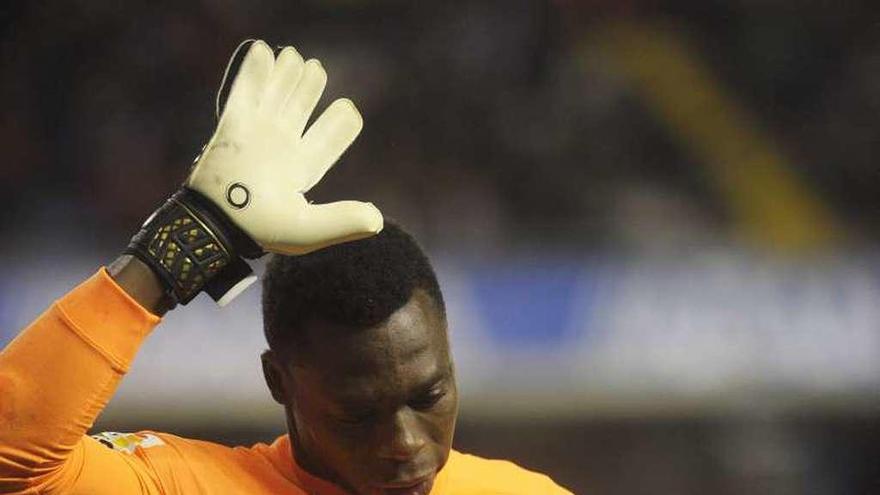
left=585, top=21, right=840, bottom=251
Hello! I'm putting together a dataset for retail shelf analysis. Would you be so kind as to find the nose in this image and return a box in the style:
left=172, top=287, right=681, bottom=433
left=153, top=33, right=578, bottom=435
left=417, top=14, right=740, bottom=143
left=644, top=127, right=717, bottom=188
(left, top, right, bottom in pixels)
left=377, top=408, right=427, bottom=461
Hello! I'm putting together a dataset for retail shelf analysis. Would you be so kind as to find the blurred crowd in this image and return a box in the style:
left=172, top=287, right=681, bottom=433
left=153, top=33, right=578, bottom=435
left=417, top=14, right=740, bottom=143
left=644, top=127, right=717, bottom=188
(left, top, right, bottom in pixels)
left=2, top=1, right=879, bottom=254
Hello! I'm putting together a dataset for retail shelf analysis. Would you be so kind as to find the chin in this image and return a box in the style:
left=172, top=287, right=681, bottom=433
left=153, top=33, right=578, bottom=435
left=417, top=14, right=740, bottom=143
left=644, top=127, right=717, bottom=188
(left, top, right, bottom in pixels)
left=363, top=475, right=436, bottom=495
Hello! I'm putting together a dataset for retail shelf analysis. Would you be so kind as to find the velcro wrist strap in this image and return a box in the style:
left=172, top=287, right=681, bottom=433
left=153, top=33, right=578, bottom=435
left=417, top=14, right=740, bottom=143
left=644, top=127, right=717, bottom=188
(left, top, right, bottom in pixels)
left=177, top=187, right=264, bottom=259
left=125, top=189, right=263, bottom=307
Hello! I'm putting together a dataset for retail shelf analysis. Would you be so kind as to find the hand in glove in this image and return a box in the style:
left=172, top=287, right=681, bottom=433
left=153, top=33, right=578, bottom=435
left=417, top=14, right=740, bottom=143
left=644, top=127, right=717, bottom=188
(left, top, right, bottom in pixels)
left=188, top=40, right=382, bottom=254
left=127, top=41, right=382, bottom=307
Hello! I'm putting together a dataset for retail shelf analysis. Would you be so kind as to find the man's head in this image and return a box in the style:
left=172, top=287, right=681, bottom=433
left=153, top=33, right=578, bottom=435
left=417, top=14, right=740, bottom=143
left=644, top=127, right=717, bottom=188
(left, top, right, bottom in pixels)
left=261, top=222, right=457, bottom=495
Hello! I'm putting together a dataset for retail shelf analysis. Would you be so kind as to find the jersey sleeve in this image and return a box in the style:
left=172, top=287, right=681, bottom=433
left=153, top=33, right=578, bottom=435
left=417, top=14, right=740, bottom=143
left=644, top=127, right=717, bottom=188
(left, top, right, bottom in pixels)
left=0, top=269, right=163, bottom=494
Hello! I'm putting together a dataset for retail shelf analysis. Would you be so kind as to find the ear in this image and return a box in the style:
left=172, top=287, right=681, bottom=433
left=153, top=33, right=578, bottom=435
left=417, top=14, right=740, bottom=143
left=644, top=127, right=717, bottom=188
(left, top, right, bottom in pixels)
left=261, top=350, right=288, bottom=405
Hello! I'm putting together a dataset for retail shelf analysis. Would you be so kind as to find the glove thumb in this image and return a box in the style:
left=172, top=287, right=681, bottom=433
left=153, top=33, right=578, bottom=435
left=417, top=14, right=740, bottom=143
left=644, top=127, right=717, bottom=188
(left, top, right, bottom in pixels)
left=268, top=200, right=384, bottom=255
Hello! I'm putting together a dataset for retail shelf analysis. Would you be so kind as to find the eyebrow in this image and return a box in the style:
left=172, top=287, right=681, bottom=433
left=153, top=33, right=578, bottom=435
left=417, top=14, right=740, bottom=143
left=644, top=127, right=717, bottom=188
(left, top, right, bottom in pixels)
left=331, top=363, right=453, bottom=409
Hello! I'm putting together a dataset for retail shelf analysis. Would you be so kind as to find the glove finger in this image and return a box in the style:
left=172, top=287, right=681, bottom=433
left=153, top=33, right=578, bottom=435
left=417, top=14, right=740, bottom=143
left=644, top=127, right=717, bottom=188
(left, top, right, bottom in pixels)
left=282, top=59, right=327, bottom=137
left=299, top=98, right=364, bottom=191
left=270, top=200, right=383, bottom=255
left=262, top=46, right=305, bottom=112
left=225, top=41, right=274, bottom=115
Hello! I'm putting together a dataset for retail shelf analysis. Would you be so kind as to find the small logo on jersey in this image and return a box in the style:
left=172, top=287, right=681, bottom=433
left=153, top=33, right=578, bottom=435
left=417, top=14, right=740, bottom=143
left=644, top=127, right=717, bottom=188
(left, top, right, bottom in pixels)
left=91, top=432, right=165, bottom=454
left=226, top=182, right=250, bottom=209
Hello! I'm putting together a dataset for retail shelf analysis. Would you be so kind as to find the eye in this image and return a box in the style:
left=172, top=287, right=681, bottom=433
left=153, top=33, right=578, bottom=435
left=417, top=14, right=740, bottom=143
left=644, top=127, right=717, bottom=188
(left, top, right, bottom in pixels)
left=409, top=387, right=447, bottom=411
left=335, top=410, right=375, bottom=427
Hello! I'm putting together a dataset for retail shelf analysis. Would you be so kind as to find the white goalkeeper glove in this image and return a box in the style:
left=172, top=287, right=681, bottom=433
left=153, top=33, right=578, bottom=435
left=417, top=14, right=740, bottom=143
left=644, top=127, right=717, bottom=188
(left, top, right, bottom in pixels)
left=189, top=40, right=382, bottom=254
left=127, top=40, right=382, bottom=307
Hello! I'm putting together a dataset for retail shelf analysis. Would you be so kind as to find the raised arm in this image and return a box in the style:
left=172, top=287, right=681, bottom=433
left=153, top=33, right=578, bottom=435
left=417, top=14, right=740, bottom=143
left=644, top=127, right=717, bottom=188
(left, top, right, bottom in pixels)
left=0, top=264, right=165, bottom=493
left=108, top=255, right=173, bottom=315
left=0, top=40, right=381, bottom=494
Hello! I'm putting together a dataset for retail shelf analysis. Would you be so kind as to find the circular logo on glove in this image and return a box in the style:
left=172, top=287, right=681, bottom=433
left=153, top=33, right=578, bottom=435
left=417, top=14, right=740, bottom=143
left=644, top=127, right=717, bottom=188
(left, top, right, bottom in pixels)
left=226, top=183, right=250, bottom=209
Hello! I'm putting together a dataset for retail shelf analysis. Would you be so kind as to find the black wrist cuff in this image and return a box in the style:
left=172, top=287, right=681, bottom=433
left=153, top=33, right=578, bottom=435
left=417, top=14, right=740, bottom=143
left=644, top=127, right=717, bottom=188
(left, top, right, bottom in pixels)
left=125, top=188, right=264, bottom=307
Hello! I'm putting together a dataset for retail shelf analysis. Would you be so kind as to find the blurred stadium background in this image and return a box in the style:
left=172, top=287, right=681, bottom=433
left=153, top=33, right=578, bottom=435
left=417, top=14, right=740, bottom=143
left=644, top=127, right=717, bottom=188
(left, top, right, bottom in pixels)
left=2, top=1, right=880, bottom=493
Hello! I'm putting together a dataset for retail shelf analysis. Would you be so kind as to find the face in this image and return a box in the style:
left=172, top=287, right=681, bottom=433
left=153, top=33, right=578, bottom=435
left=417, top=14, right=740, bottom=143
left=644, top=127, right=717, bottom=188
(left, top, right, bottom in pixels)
left=262, top=291, right=458, bottom=495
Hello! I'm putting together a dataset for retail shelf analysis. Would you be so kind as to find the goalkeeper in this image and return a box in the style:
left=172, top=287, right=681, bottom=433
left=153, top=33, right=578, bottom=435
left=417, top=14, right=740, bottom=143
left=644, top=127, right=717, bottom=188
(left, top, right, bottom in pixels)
left=0, top=41, right=572, bottom=494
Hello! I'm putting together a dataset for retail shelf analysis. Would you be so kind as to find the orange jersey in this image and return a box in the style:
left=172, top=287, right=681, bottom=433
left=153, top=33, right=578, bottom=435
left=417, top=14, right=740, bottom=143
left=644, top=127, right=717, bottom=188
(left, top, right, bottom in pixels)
left=0, top=269, right=573, bottom=494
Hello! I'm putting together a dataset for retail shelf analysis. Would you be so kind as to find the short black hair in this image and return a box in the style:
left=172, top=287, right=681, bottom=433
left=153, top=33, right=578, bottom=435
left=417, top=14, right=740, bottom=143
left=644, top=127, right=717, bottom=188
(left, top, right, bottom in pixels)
left=261, top=221, right=446, bottom=355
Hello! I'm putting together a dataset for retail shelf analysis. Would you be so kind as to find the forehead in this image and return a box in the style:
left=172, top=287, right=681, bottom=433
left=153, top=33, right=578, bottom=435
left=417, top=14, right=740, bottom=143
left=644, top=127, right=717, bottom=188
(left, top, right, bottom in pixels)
left=293, top=292, right=450, bottom=400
